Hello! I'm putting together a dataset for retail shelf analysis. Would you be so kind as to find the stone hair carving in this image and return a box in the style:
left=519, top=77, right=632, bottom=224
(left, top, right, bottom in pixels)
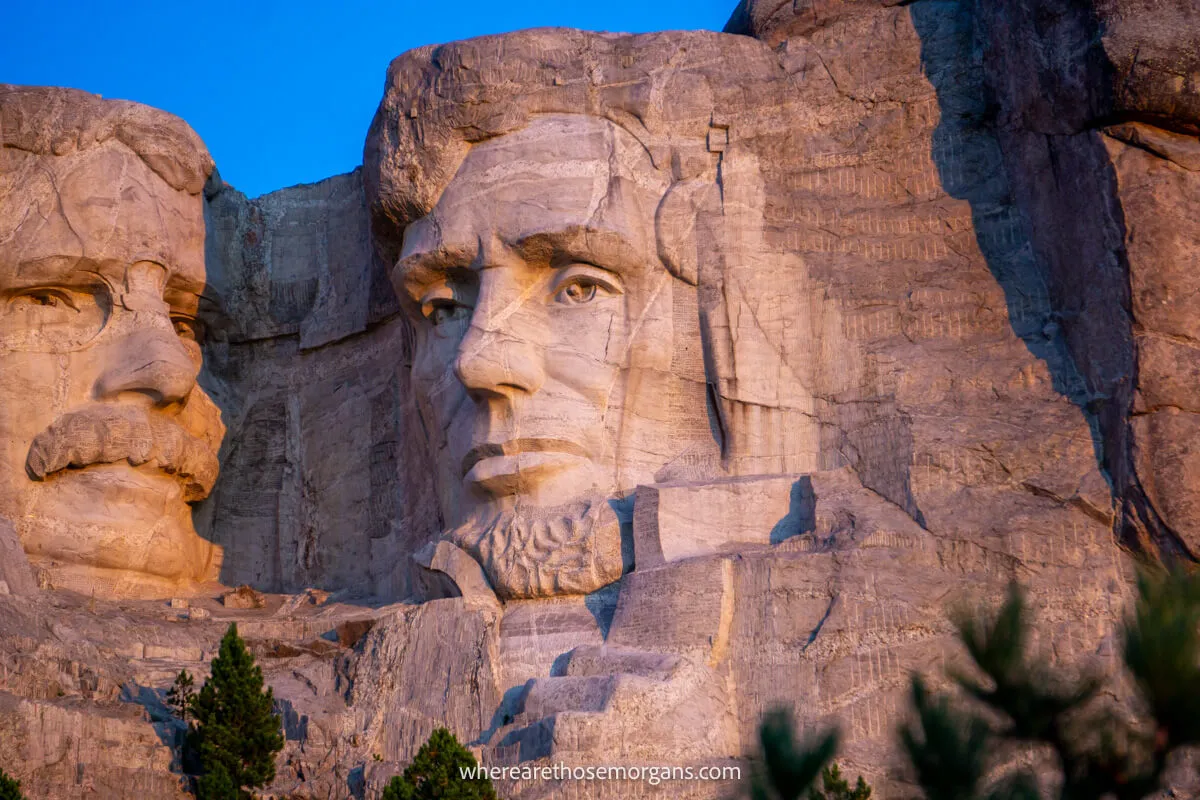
left=0, top=85, right=213, bottom=194
left=0, top=85, right=224, bottom=599
left=365, top=29, right=844, bottom=598
left=365, top=29, right=778, bottom=264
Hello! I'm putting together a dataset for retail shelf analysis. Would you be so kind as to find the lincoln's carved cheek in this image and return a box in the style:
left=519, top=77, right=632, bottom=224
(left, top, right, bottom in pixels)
left=413, top=326, right=468, bottom=398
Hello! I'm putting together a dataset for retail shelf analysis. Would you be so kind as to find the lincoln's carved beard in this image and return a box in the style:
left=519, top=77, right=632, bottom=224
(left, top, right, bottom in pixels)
left=446, top=494, right=625, bottom=599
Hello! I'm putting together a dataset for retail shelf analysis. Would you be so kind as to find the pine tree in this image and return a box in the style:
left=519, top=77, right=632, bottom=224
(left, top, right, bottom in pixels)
left=167, top=669, right=196, bottom=722
left=196, top=761, right=239, bottom=800
left=900, top=570, right=1200, bottom=800
left=0, top=768, right=24, bottom=800
left=187, top=623, right=284, bottom=800
left=809, top=764, right=872, bottom=800
left=381, top=728, right=497, bottom=800
left=748, top=707, right=840, bottom=800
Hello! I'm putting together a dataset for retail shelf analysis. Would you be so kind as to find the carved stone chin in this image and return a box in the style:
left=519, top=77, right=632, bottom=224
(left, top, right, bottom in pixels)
left=447, top=496, right=624, bottom=600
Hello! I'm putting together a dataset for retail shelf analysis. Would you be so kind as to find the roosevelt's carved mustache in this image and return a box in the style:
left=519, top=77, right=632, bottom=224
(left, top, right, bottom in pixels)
left=461, top=438, right=590, bottom=477
left=25, top=405, right=219, bottom=502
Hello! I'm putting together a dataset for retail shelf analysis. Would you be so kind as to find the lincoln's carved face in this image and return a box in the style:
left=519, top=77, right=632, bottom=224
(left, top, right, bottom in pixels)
left=394, top=115, right=692, bottom=597
left=0, top=144, right=223, bottom=598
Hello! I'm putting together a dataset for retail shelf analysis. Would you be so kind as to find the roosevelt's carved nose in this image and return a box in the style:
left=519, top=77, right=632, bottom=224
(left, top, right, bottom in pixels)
left=453, top=272, right=546, bottom=400
left=95, top=324, right=199, bottom=407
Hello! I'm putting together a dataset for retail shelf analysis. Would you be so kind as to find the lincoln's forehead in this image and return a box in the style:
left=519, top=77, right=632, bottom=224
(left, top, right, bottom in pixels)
left=417, top=114, right=669, bottom=250
left=0, top=145, right=206, bottom=294
left=454, top=115, right=630, bottom=173
left=443, top=115, right=665, bottom=200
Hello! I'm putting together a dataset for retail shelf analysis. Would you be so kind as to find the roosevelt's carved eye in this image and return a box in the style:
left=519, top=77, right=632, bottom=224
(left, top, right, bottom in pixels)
left=0, top=285, right=108, bottom=352
left=12, top=288, right=78, bottom=312
left=172, top=315, right=201, bottom=343
left=551, top=265, right=622, bottom=307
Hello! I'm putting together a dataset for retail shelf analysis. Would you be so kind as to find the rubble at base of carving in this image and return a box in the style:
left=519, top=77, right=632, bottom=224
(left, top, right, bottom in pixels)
left=1, top=0, right=1199, bottom=797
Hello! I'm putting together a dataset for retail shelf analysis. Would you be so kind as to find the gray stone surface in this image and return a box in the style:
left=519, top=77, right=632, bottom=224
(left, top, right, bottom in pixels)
left=197, top=170, right=440, bottom=599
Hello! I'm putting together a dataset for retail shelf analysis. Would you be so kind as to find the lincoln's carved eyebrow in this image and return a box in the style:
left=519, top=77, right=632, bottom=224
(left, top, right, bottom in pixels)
left=395, top=223, right=650, bottom=301
left=394, top=244, right=473, bottom=292
left=512, top=227, right=647, bottom=276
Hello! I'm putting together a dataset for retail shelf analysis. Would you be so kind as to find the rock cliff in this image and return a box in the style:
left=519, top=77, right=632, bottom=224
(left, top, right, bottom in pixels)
left=198, top=170, right=440, bottom=600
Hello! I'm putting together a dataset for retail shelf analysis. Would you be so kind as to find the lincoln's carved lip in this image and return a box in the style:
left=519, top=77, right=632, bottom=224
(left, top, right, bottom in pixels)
left=461, top=438, right=590, bottom=478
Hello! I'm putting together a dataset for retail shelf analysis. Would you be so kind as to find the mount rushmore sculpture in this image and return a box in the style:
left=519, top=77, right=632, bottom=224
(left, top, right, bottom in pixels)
left=1, top=0, right=1198, bottom=796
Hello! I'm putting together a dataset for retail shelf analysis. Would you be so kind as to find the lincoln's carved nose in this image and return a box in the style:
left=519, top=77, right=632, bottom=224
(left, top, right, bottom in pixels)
left=453, top=272, right=546, bottom=400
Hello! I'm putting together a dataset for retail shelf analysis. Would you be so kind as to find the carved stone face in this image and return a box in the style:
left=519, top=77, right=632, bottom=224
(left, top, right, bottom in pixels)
left=394, top=115, right=701, bottom=597
left=0, top=144, right=223, bottom=598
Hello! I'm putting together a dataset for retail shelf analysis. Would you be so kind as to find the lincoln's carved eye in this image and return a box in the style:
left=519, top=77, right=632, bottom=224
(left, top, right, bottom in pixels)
left=551, top=265, right=621, bottom=307
left=558, top=281, right=598, bottom=305
left=428, top=300, right=470, bottom=327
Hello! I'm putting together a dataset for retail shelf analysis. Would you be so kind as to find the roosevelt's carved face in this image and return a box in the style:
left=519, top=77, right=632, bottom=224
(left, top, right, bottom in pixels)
left=0, top=144, right=223, bottom=598
left=394, top=115, right=696, bottom=596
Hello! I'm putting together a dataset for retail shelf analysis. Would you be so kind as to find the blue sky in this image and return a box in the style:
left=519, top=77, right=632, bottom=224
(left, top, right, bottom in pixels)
left=3, top=1, right=734, bottom=197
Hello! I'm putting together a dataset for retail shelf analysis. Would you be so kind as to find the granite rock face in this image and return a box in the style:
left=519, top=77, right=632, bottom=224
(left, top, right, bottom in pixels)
left=726, top=0, right=1199, bottom=563
left=2, top=0, right=1199, bottom=798
left=915, top=0, right=1200, bottom=559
